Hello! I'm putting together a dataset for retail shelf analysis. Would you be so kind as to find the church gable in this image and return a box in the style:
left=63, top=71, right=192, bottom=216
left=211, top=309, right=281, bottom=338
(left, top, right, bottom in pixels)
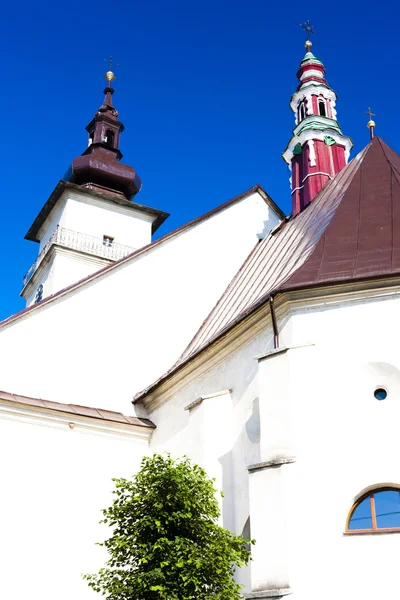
left=0, top=186, right=281, bottom=412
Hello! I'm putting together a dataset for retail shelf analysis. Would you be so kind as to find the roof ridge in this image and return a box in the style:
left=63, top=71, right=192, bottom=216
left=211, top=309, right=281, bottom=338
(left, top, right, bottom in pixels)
left=376, top=136, right=400, bottom=186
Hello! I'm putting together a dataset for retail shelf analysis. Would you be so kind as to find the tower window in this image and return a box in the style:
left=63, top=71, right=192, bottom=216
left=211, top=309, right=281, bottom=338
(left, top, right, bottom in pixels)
left=34, top=284, right=43, bottom=304
left=347, top=487, right=400, bottom=532
left=105, top=130, right=115, bottom=147
left=318, top=99, right=326, bottom=117
left=103, top=235, right=114, bottom=247
left=88, top=131, right=94, bottom=147
left=299, top=101, right=306, bottom=121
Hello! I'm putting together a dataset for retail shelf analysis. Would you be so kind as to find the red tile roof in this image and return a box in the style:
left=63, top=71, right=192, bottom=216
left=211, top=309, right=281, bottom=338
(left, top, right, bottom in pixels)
left=0, top=390, right=155, bottom=428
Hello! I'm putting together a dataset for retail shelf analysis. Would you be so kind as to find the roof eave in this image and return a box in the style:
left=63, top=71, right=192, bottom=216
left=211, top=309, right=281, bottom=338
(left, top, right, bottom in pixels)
left=25, top=180, right=170, bottom=242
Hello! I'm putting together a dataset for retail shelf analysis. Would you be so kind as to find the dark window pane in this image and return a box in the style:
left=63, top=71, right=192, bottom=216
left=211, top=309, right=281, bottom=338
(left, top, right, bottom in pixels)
left=348, top=495, right=372, bottom=530
left=375, top=490, right=400, bottom=529
left=374, top=388, right=387, bottom=401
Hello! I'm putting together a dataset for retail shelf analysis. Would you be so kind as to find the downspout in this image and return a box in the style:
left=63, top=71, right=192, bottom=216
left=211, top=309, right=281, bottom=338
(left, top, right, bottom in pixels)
left=269, top=294, right=279, bottom=349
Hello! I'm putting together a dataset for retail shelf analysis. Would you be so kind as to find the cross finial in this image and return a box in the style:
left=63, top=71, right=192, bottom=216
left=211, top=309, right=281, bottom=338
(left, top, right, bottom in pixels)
left=300, top=20, right=316, bottom=39
left=365, top=107, right=375, bottom=120
left=300, top=20, right=315, bottom=51
left=104, top=56, right=118, bottom=70
left=365, top=107, right=376, bottom=140
left=104, top=56, right=118, bottom=87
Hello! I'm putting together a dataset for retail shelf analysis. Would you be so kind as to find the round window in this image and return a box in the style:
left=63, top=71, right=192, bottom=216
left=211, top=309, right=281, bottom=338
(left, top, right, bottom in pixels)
left=374, top=388, right=387, bottom=401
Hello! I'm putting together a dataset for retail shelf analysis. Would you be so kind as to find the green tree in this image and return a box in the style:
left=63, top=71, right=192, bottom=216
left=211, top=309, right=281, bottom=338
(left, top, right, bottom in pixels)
left=84, top=454, right=253, bottom=599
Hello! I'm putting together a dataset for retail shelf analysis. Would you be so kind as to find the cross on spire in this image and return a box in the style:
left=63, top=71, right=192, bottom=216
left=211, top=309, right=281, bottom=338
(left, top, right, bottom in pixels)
left=104, top=56, right=118, bottom=70
left=300, top=20, right=316, bottom=40
left=365, top=107, right=376, bottom=120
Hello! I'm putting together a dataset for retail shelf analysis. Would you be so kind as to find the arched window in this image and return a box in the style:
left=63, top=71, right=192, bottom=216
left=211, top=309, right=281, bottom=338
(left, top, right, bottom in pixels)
left=347, top=487, right=400, bottom=532
left=299, top=101, right=306, bottom=122
left=105, top=129, right=115, bottom=147
left=318, top=99, right=326, bottom=117
left=88, top=131, right=94, bottom=147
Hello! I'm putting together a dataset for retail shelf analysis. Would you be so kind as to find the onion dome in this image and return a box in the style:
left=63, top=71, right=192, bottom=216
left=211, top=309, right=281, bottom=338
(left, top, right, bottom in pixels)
left=65, top=70, right=142, bottom=200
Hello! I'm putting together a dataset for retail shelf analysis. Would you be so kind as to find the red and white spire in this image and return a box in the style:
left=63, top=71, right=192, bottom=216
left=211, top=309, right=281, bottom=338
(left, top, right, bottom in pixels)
left=283, top=38, right=353, bottom=216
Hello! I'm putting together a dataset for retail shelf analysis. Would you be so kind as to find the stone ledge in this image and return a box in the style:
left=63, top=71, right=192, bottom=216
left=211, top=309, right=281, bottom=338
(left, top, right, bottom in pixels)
left=244, top=587, right=292, bottom=599
left=247, top=457, right=296, bottom=472
left=255, top=347, right=289, bottom=362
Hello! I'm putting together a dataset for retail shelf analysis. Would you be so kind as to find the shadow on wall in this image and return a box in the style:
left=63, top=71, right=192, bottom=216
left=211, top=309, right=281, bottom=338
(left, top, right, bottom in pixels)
left=218, top=396, right=261, bottom=592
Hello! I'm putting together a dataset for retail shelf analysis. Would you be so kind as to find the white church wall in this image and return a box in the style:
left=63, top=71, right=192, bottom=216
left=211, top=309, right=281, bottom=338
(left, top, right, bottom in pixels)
left=142, top=287, right=400, bottom=600
left=146, top=322, right=276, bottom=593
left=24, top=249, right=110, bottom=306
left=0, top=191, right=280, bottom=415
left=276, top=291, right=400, bottom=600
left=37, top=190, right=153, bottom=252
left=0, top=402, right=150, bottom=600
left=24, top=190, right=154, bottom=306
left=38, top=197, right=67, bottom=252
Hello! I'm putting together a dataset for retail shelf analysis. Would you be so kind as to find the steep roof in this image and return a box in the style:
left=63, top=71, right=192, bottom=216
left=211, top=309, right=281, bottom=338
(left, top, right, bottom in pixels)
left=281, top=137, right=400, bottom=290
left=134, top=136, right=400, bottom=402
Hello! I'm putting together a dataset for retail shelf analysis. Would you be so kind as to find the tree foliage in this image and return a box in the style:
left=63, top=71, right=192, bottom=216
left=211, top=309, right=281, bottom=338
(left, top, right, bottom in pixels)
left=84, top=454, right=253, bottom=599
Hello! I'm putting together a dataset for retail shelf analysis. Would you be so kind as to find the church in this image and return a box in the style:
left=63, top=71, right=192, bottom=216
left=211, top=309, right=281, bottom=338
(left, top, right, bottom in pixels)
left=0, top=32, right=399, bottom=600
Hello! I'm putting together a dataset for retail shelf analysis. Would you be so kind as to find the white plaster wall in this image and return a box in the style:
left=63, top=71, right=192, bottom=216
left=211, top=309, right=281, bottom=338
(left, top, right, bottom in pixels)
left=24, top=250, right=110, bottom=306
left=144, top=290, right=400, bottom=600
left=147, top=323, right=276, bottom=593
left=0, top=407, right=149, bottom=600
left=37, top=190, right=153, bottom=253
left=0, top=192, right=280, bottom=415
left=279, top=293, right=400, bottom=600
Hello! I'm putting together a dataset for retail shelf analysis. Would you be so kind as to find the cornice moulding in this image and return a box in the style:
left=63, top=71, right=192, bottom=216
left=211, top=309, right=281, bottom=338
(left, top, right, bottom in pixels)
left=0, top=399, right=152, bottom=442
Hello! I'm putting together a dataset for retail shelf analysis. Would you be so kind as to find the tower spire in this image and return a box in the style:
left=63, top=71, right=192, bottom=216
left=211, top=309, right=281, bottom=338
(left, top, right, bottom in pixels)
left=282, top=30, right=353, bottom=216
left=65, top=65, right=142, bottom=200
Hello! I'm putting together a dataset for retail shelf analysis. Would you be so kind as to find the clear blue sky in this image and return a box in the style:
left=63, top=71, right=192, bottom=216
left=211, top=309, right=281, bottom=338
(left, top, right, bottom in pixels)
left=1, top=0, right=398, bottom=319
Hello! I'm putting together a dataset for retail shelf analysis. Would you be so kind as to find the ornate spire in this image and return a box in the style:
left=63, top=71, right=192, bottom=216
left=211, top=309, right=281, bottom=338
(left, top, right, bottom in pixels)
left=65, top=67, right=142, bottom=200
left=282, top=33, right=353, bottom=216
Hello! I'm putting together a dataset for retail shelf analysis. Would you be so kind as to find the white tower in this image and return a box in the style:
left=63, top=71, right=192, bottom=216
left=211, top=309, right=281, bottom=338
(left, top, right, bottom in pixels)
left=21, top=69, right=168, bottom=306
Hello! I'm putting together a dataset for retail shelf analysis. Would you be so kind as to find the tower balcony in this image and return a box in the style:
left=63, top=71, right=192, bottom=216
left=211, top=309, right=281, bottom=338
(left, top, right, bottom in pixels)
left=22, top=226, right=135, bottom=289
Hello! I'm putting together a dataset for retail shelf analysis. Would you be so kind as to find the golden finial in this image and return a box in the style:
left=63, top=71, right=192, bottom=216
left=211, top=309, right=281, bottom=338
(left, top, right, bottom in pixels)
left=104, top=56, right=118, bottom=87
left=365, top=107, right=376, bottom=140
left=305, top=40, right=312, bottom=50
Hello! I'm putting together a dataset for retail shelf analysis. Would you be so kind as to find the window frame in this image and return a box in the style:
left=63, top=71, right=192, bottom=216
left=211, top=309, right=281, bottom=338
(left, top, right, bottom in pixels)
left=318, top=98, right=327, bottom=117
left=103, top=234, right=114, bottom=248
left=346, top=487, right=400, bottom=534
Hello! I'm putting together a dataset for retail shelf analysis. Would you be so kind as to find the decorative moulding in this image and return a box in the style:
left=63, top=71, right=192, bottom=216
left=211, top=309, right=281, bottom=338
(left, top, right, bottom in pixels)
left=245, top=588, right=292, bottom=599
left=247, top=457, right=296, bottom=472
left=184, top=389, right=232, bottom=411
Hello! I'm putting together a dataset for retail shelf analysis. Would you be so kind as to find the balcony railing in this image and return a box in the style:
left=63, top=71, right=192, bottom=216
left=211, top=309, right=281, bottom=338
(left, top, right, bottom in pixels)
left=22, top=226, right=135, bottom=288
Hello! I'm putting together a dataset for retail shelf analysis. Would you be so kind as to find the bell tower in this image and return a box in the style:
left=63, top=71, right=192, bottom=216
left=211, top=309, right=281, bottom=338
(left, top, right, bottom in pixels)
left=21, top=66, right=168, bottom=307
left=282, top=29, right=353, bottom=216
